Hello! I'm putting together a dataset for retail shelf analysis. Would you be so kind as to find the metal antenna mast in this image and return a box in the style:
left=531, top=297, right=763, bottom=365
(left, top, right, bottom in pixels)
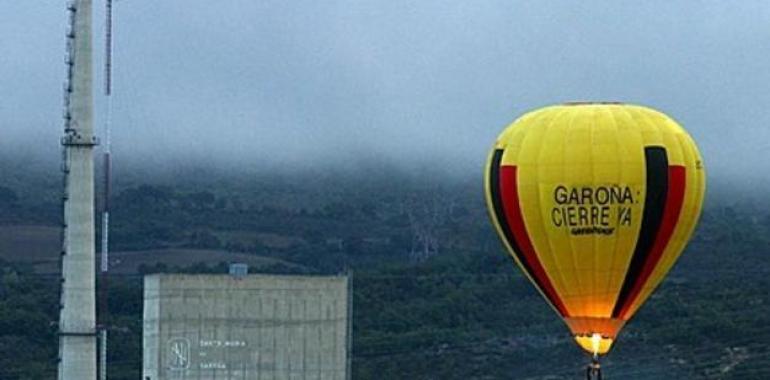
left=59, top=0, right=98, bottom=379
left=98, top=1, right=114, bottom=379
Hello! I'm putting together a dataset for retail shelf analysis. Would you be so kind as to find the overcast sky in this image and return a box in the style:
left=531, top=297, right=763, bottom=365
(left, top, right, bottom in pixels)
left=2, top=1, right=769, bottom=182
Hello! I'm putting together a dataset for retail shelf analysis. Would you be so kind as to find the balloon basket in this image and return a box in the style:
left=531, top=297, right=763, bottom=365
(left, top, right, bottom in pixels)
left=585, top=354, right=602, bottom=380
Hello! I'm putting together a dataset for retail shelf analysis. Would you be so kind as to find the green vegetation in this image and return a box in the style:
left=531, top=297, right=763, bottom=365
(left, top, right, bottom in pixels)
left=0, top=169, right=768, bottom=379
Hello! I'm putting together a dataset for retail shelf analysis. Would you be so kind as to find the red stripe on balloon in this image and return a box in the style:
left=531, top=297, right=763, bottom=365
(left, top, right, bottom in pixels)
left=618, top=166, right=687, bottom=320
left=500, top=166, right=571, bottom=317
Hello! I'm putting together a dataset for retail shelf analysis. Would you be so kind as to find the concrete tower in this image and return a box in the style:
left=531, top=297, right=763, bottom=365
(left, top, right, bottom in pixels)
left=58, top=0, right=97, bottom=379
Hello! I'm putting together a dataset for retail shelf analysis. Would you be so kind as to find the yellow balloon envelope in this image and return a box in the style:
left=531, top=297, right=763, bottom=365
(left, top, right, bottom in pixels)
left=484, top=103, right=705, bottom=355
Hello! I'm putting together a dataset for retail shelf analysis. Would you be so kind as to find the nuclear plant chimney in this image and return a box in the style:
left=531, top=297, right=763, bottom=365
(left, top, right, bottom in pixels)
left=58, top=0, right=97, bottom=379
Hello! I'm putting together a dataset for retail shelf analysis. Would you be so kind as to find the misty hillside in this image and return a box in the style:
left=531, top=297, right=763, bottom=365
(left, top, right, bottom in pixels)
left=5, top=2, right=770, bottom=379
left=0, top=164, right=768, bottom=379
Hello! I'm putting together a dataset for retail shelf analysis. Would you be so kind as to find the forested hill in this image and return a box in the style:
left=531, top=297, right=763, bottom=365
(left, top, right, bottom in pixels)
left=0, top=164, right=768, bottom=379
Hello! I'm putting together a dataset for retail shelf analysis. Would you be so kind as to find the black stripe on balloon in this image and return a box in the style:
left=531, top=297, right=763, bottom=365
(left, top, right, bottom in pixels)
left=611, top=146, right=669, bottom=318
left=488, top=149, right=549, bottom=302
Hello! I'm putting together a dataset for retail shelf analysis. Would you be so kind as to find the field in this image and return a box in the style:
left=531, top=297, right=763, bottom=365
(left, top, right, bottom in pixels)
left=0, top=225, right=305, bottom=274
left=0, top=225, right=60, bottom=263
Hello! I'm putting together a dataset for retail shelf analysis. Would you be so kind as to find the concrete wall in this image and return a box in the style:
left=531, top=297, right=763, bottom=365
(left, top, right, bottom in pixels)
left=143, top=274, right=350, bottom=380
left=59, top=1, right=97, bottom=379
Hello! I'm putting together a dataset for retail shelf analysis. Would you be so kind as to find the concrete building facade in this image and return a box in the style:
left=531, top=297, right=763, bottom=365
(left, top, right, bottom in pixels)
left=143, top=274, right=351, bottom=380
left=59, top=1, right=98, bottom=379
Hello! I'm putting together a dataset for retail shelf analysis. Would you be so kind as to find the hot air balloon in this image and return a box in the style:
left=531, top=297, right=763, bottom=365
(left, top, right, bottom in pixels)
left=484, top=103, right=705, bottom=370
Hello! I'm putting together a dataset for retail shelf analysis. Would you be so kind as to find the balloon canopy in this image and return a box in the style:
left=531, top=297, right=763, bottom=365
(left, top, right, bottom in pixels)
left=484, top=103, right=705, bottom=355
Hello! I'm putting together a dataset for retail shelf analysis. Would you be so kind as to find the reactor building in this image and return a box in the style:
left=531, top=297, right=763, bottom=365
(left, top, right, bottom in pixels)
left=143, top=272, right=351, bottom=380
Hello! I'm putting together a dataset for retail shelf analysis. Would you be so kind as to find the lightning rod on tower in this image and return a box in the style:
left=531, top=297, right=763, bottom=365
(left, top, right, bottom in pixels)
left=98, top=0, right=114, bottom=379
